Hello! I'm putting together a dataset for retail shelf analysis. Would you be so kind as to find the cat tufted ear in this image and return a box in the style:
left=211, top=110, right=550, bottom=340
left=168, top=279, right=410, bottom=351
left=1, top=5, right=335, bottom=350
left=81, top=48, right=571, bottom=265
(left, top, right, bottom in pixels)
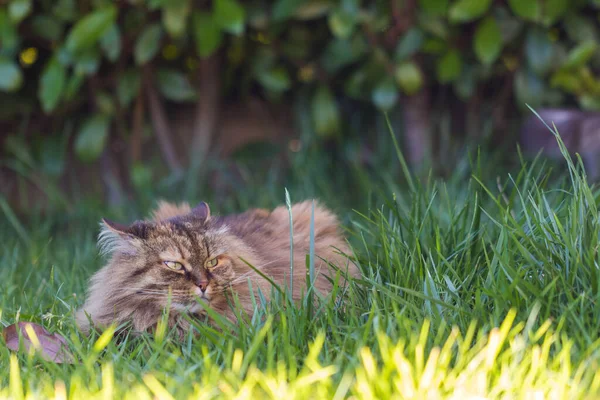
left=98, top=218, right=149, bottom=256
left=191, top=202, right=211, bottom=221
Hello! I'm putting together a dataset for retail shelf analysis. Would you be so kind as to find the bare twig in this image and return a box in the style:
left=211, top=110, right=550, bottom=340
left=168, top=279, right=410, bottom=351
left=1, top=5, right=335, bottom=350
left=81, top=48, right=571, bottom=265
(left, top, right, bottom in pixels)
left=131, top=87, right=144, bottom=164
left=402, top=89, right=431, bottom=167
left=190, top=54, right=221, bottom=168
left=88, top=76, right=125, bottom=206
left=144, top=67, right=184, bottom=175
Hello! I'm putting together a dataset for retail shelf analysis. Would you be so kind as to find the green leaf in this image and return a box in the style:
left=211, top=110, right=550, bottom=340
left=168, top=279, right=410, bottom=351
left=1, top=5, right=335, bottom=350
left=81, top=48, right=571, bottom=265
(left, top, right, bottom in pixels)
left=321, top=36, right=367, bottom=73
left=436, top=49, right=462, bottom=83
left=473, top=17, right=502, bottom=65
left=8, top=0, right=32, bottom=24
left=256, top=67, right=291, bottom=93
left=311, top=86, right=341, bottom=138
left=163, top=0, right=191, bottom=38
left=562, top=41, right=598, bottom=69
left=449, top=0, right=491, bottom=23
left=74, top=114, right=111, bottom=162
left=131, top=162, right=153, bottom=189
left=74, top=49, right=100, bottom=75
left=579, top=95, right=600, bottom=111
left=39, top=134, right=68, bottom=177
left=508, top=0, right=540, bottom=21
left=372, top=77, right=399, bottom=111
left=95, top=92, right=116, bottom=115
left=454, top=65, right=476, bottom=99
left=39, top=57, right=66, bottom=113
left=272, top=0, right=304, bottom=21
left=525, top=28, right=554, bottom=76
left=100, top=24, right=121, bottom=62
left=328, top=7, right=357, bottom=39
left=65, top=6, right=117, bottom=54
left=419, top=0, right=448, bottom=16
left=214, top=0, right=245, bottom=35
left=134, top=24, right=162, bottom=65
left=156, top=68, right=197, bottom=102
left=117, top=69, right=141, bottom=107
left=193, top=11, right=223, bottom=58
left=294, top=2, right=332, bottom=20
left=395, top=28, right=424, bottom=61
left=514, top=68, right=545, bottom=110
left=64, top=73, right=84, bottom=101
left=542, top=0, right=568, bottom=25
left=0, top=10, right=20, bottom=56
left=550, top=70, right=582, bottom=93
left=0, top=57, right=22, bottom=92
left=31, top=15, right=63, bottom=42
left=395, top=62, right=423, bottom=95
left=563, top=15, right=598, bottom=43
left=52, top=0, right=77, bottom=22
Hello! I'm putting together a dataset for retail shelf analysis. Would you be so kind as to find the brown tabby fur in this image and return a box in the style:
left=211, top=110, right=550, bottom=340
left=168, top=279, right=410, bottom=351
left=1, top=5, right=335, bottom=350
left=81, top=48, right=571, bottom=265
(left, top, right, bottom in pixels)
left=76, top=200, right=359, bottom=336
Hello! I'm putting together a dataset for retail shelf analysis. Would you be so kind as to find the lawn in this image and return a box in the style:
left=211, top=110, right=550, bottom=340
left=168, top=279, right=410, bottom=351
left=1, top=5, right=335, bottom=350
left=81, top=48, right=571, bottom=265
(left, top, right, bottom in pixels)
left=1, top=127, right=600, bottom=399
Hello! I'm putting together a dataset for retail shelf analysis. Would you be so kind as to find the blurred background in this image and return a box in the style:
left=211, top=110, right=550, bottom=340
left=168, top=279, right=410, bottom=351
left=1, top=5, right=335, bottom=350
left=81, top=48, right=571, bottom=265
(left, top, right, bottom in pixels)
left=1, top=0, right=600, bottom=216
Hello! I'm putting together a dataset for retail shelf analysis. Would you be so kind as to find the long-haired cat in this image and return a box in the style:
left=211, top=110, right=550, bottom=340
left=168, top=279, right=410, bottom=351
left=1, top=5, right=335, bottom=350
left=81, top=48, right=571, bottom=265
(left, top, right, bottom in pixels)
left=76, top=200, right=359, bottom=335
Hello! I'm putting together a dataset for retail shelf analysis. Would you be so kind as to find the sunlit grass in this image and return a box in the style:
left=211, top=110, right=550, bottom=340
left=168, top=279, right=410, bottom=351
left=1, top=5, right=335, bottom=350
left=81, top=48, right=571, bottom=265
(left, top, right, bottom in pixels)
left=1, top=119, right=600, bottom=398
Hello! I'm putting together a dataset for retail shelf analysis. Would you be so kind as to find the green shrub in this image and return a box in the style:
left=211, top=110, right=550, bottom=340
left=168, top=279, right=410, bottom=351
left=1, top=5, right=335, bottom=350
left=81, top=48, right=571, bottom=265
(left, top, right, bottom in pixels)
left=1, top=0, right=600, bottom=197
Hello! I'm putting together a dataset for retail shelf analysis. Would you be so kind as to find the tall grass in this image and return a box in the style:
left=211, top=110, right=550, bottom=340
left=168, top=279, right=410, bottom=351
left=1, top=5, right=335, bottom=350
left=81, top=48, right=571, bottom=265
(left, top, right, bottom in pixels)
left=1, top=119, right=600, bottom=398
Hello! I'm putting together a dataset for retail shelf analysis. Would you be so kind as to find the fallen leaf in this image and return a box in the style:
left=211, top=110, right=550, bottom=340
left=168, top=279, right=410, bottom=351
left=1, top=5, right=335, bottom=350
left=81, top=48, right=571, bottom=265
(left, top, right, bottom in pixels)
left=3, top=321, right=75, bottom=364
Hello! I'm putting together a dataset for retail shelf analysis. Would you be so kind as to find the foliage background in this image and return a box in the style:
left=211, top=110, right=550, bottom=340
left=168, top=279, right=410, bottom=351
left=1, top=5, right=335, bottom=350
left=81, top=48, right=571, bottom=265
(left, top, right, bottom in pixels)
left=2, top=0, right=600, bottom=210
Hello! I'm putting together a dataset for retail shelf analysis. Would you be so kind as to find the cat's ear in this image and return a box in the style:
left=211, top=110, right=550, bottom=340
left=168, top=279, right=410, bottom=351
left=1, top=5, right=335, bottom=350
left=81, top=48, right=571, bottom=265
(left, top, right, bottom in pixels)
left=98, top=218, right=149, bottom=256
left=191, top=202, right=211, bottom=221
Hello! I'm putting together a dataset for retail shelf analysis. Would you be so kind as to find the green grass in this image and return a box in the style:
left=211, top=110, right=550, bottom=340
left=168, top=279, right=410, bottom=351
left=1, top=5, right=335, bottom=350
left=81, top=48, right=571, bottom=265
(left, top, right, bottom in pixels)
left=2, top=125, right=600, bottom=399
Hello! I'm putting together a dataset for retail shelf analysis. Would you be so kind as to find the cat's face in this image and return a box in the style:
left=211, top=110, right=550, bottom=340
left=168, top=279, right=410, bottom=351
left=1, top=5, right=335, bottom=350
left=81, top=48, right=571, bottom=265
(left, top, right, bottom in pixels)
left=99, top=203, right=244, bottom=319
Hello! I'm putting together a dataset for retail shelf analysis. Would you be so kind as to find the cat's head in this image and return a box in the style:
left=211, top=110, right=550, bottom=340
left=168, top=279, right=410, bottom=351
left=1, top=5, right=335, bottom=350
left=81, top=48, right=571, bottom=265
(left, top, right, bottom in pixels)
left=95, top=202, right=252, bottom=323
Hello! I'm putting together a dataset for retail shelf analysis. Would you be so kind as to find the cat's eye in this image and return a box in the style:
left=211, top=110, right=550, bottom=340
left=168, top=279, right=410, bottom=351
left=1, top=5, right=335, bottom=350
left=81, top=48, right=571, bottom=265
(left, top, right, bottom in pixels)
left=164, top=261, right=184, bottom=271
left=206, top=258, right=219, bottom=269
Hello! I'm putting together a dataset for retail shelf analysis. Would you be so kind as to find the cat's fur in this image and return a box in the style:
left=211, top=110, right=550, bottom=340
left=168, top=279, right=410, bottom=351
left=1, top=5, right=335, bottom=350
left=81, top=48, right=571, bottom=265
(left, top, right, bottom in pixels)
left=76, top=200, right=359, bottom=335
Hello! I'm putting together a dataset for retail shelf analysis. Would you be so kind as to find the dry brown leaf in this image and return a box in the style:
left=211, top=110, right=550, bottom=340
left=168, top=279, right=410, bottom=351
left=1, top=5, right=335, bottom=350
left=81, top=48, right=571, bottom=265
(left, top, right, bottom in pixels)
left=3, top=321, right=75, bottom=364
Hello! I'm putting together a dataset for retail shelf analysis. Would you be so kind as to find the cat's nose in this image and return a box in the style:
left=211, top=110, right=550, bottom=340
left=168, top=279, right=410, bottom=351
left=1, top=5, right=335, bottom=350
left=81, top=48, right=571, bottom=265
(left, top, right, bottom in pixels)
left=196, top=280, right=209, bottom=293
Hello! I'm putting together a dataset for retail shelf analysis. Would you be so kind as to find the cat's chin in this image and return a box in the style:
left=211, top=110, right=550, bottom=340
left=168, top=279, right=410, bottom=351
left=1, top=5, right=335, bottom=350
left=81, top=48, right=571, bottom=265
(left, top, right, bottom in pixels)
left=170, top=298, right=209, bottom=314
left=188, top=301, right=208, bottom=314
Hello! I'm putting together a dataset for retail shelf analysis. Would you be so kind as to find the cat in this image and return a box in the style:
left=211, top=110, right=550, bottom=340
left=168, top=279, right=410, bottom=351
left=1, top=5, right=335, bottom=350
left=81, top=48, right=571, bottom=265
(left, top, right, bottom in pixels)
left=75, top=200, right=360, bottom=336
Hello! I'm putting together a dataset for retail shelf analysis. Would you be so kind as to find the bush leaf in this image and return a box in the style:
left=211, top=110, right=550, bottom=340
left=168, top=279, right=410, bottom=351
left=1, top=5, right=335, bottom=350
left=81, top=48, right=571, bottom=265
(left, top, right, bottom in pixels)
left=419, top=0, right=448, bottom=17
left=214, top=0, right=245, bottom=35
left=163, top=0, right=191, bottom=38
left=395, top=61, right=423, bottom=95
left=474, top=17, right=502, bottom=65
left=39, top=57, right=66, bottom=113
left=134, top=24, right=162, bottom=65
left=117, top=69, right=141, bottom=107
left=75, top=114, right=111, bottom=162
left=256, top=66, right=291, bottom=93
left=65, top=6, right=117, bottom=54
left=312, top=86, right=341, bottom=138
left=525, top=28, right=554, bottom=75
left=0, top=57, right=23, bottom=92
left=156, top=68, right=197, bottom=102
left=372, top=77, right=399, bottom=111
left=193, top=11, right=223, bottom=58
left=449, top=0, right=492, bottom=23
left=8, top=0, right=32, bottom=24
left=562, top=41, right=597, bottom=69
left=436, top=49, right=462, bottom=83
left=272, top=0, right=304, bottom=21
left=100, top=24, right=121, bottom=62
left=508, top=0, right=540, bottom=21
